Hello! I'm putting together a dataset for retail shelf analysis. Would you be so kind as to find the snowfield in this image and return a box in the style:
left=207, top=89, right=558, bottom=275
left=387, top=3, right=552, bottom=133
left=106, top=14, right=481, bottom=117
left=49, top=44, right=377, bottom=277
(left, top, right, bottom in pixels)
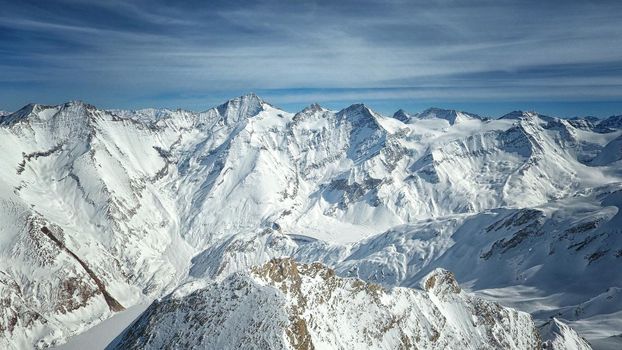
left=0, top=94, right=620, bottom=349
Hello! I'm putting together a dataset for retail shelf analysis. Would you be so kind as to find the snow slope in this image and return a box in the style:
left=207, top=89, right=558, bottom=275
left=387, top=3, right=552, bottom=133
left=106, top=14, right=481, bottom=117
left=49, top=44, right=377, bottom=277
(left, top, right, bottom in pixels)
left=55, top=303, right=149, bottom=350
left=0, top=95, right=620, bottom=348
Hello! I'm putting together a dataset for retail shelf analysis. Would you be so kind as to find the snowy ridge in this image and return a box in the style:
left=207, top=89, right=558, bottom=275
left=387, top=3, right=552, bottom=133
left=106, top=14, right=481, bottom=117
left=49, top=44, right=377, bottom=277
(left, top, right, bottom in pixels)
left=393, top=107, right=485, bottom=125
left=0, top=95, right=620, bottom=348
left=111, top=258, right=544, bottom=350
left=416, top=107, right=486, bottom=124
left=540, top=318, right=592, bottom=350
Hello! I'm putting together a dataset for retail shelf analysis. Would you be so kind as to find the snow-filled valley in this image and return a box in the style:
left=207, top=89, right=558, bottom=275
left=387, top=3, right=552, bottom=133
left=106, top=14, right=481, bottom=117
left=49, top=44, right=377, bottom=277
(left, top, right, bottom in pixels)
left=0, top=94, right=621, bottom=349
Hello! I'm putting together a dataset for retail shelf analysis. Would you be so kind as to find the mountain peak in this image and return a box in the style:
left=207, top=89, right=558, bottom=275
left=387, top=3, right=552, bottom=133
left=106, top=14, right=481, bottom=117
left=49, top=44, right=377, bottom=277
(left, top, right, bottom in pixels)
left=595, top=114, right=622, bottom=132
left=422, top=268, right=462, bottom=296
left=337, top=103, right=380, bottom=126
left=499, top=110, right=541, bottom=120
left=62, top=100, right=94, bottom=109
left=113, top=258, right=543, bottom=350
left=304, top=102, right=324, bottom=112
left=500, top=110, right=527, bottom=120
left=219, top=93, right=264, bottom=108
left=214, top=93, right=267, bottom=124
left=341, top=103, right=365, bottom=111
left=392, top=109, right=411, bottom=122
left=540, top=318, right=592, bottom=350
left=338, top=103, right=377, bottom=117
left=292, top=103, right=327, bottom=122
left=417, top=107, right=483, bottom=124
left=0, top=101, right=99, bottom=126
left=0, top=103, right=46, bottom=126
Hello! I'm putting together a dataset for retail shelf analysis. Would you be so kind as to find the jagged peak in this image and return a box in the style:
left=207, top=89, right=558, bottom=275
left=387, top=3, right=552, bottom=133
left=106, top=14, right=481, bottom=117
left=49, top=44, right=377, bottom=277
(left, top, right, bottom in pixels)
left=570, top=115, right=600, bottom=123
left=0, top=103, right=53, bottom=126
left=422, top=107, right=457, bottom=114
left=58, top=100, right=100, bottom=117
left=62, top=100, right=91, bottom=108
left=15, top=102, right=47, bottom=114
left=211, top=93, right=269, bottom=125
left=500, top=110, right=527, bottom=120
left=500, top=111, right=560, bottom=126
left=539, top=318, right=592, bottom=350
left=340, top=103, right=366, bottom=111
left=596, top=114, right=622, bottom=131
left=216, top=93, right=265, bottom=111
left=567, top=116, right=599, bottom=130
left=293, top=103, right=327, bottom=122
left=500, top=110, right=542, bottom=120
left=337, top=103, right=375, bottom=118
left=0, top=100, right=103, bottom=127
left=336, top=103, right=384, bottom=129
left=392, top=109, right=411, bottom=122
left=14, top=100, right=92, bottom=115
left=417, top=107, right=484, bottom=124
left=302, top=103, right=324, bottom=113
left=422, top=268, right=462, bottom=296
left=109, top=107, right=181, bottom=122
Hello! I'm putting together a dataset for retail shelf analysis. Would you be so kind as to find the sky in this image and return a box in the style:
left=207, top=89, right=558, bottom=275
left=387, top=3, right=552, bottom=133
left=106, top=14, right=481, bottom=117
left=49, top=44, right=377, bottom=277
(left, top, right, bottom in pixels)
left=1, top=0, right=621, bottom=118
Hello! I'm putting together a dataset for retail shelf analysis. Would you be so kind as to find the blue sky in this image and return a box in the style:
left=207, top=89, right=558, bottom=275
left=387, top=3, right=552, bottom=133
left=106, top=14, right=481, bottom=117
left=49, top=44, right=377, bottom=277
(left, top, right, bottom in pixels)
left=1, top=0, right=621, bottom=118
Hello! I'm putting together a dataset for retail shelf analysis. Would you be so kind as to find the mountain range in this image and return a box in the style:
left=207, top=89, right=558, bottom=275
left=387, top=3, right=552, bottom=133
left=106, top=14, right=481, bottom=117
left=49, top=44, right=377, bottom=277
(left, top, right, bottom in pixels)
left=0, top=94, right=620, bottom=349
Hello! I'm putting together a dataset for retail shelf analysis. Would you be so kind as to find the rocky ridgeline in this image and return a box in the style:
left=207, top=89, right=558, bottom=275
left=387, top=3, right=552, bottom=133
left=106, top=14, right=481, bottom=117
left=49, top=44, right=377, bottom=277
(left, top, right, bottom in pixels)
left=111, top=258, right=588, bottom=349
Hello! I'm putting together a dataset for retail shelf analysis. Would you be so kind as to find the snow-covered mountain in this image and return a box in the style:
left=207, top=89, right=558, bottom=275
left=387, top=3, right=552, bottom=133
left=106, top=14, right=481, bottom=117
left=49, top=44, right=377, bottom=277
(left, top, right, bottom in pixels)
left=0, top=94, right=620, bottom=349
left=392, top=107, right=485, bottom=125
left=112, top=258, right=548, bottom=349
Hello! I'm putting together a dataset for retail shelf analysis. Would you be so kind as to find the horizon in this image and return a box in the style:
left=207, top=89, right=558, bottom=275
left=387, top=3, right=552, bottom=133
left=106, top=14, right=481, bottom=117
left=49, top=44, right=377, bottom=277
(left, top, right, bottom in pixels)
left=1, top=0, right=622, bottom=117
left=2, top=93, right=621, bottom=120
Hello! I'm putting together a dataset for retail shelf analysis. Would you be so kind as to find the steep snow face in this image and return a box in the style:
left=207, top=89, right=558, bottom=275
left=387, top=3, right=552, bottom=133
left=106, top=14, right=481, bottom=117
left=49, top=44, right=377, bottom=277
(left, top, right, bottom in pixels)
left=111, top=258, right=542, bottom=350
left=0, top=101, right=196, bottom=348
left=0, top=95, right=619, bottom=348
left=540, top=318, right=592, bottom=350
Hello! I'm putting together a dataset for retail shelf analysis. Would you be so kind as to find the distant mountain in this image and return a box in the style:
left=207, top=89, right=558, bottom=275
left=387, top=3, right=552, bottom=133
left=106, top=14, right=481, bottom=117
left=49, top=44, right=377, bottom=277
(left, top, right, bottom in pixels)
left=417, top=107, right=486, bottom=124
left=392, top=107, right=485, bottom=125
left=0, top=94, right=620, bottom=349
left=391, top=108, right=411, bottom=122
left=595, top=114, right=622, bottom=133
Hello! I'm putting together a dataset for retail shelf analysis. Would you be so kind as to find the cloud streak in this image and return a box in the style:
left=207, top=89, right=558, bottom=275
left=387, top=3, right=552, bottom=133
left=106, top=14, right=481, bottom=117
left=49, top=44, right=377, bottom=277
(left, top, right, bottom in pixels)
left=0, top=0, right=621, bottom=117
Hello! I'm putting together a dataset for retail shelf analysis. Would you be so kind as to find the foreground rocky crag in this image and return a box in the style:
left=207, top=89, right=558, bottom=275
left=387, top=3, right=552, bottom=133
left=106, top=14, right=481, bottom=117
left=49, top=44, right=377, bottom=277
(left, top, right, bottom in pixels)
left=112, top=258, right=557, bottom=350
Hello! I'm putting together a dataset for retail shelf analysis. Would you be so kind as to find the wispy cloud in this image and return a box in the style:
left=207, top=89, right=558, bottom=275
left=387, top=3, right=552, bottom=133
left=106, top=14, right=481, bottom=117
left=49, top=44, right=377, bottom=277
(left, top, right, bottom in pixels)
left=0, top=0, right=621, bottom=116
